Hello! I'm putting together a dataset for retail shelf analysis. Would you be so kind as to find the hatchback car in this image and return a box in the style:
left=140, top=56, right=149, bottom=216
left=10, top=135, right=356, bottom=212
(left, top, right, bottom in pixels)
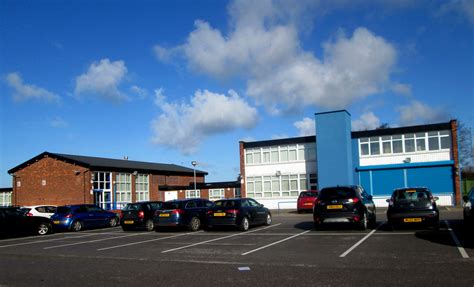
left=386, top=187, right=439, bottom=229
left=313, top=185, right=376, bottom=230
left=0, top=207, right=53, bottom=236
left=51, top=204, right=119, bottom=232
left=463, top=188, right=474, bottom=224
left=120, top=201, right=164, bottom=231
left=154, top=199, right=213, bottom=231
left=20, top=205, right=57, bottom=218
left=297, top=191, right=319, bottom=213
left=207, top=198, right=272, bottom=231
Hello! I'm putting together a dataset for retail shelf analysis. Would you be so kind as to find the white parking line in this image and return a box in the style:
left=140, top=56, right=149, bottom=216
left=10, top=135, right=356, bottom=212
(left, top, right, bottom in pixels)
left=97, top=232, right=196, bottom=251
left=241, top=230, right=311, bottom=256
left=445, top=220, right=469, bottom=259
left=44, top=233, right=144, bottom=249
left=0, top=233, right=98, bottom=248
left=161, top=224, right=281, bottom=254
left=339, top=225, right=380, bottom=258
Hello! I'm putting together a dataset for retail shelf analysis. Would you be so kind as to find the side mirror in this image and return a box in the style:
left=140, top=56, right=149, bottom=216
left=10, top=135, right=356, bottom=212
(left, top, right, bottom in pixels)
left=386, top=199, right=390, bottom=203
left=260, top=204, right=264, bottom=207
left=368, top=195, right=373, bottom=201
left=434, top=197, right=439, bottom=201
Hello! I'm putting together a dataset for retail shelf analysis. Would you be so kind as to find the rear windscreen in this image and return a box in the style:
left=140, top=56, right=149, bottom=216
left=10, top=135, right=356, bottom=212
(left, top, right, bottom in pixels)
left=300, top=192, right=318, bottom=198
left=56, top=206, right=71, bottom=214
left=318, top=188, right=356, bottom=200
left=394, top=189, right=431, bottom=201
left=163, top=202, right=184, bottom=209
left=214, top=200, right=240, bottom=208
left=123, top=203, right=142, bottom=211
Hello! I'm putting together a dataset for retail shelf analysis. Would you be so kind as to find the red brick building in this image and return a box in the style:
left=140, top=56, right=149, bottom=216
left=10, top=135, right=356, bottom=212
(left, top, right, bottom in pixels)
left=8, top=152, right=209, bottom=209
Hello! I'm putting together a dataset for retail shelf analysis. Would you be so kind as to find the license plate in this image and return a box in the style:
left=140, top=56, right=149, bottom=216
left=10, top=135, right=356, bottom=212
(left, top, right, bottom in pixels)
left=213, top=212, right=226, bottom=217
left=53, top=220, right=60, bottom=224
left=159, top=213, right=170, bottom=217
left=403, top=218, right=422, bottom=223
left=304, top=202, right=313, bottom=206
left=124, top=220, right=134, bottom=224
left=327, top=205, right=343, bottom=209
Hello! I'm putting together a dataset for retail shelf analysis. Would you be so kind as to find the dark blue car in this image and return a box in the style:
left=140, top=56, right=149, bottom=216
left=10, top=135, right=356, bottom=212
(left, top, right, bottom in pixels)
left=51, top=204, right=119, bottom=232
left=154, top=199, right=213, bottom=231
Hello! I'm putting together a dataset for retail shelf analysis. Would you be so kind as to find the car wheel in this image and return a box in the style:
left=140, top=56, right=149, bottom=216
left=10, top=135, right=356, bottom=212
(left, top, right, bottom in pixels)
left=239, top=217, right=249, bottom=231
left=71, top=220, right=83, bottom=232
left=368, top=214, right=377, bottom=229
left=188, top=217, right=200, bottom=232
left=38, top=222, right=52, bottom=235
left=359, top=212, right=368, bottom=230
left=145, top=219, right=155, bottom=232
left=265, top=213, right=272, bottom=226
left=109, top=217, right=118, bottom=227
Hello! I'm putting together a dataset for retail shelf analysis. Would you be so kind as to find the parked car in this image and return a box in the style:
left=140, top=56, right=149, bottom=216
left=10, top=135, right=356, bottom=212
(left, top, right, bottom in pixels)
left=207, top=198, right=272, bottom=231
left=51, top=204, right=119, bottom=232
left=313, top=185, right=376, bottom=230
left=297, top=191, right=319, bottom=213
left=0, top=207, right=53, bottom=236
left=20, top=205, right=57, bottom=218
left=462, top=187, right=473, bottom=224
left=120, top=201, right=164, bottom=231
left=154, top=199, right=213, bottom=231
left=386, top=187, right=439, bottom=229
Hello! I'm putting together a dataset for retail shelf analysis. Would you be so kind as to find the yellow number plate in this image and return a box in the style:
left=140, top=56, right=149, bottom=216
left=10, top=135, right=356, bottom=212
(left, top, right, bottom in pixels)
left=213, top=212, right=226, bottom=217
left=53, top=220, right=60, bottom=224
left=327, top=205, right=343, bottom=210
left=159, top=213, right=170, bottom=217
left=404, top=218, right=422, bottom=223
left=124, top=220, right=134, bottom=224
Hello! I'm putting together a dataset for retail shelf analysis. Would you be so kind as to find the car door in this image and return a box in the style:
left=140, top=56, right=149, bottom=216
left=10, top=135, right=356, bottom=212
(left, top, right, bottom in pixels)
left=87, top=205, right=108, bottom=226
left=360, top=187, right=375, bottom=217
left=246, top=199, right=264, bottom=224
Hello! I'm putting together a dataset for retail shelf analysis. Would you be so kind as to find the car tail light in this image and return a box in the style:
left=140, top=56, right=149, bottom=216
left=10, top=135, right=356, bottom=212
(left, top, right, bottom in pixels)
left=227, top=209, right=239, bottom=215
left=26, top=212, right=33, bottom=217
left=171, top=209, right=185, bottom=215
left=119, top=212, right=124, bottom=219
left=206, top=210, right=213, bottom=215
left=349, top=197, right=360, bottom=204
left=353, top=215, right=360, bottom=222
left=65, top=214, right=73, bottom=218
left=138, top=211, right=145, bottom=219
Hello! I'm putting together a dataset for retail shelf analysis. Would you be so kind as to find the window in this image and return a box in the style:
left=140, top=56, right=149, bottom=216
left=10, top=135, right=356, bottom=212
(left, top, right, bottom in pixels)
left=136, top=174, right=149, bottom=202
left=360, top=138, right=369, bottom=155
left=415, top=133, right=426, bottom=151
left=93, top=172, right=111, bottom=191
left=271, top=147, right=279, bottom=162
left=209, top=189, right=224, bottom=201
left=280, top=146, right=289, bottom=162
left=262, top=148, right=271, bottom=163
left=298, top=145, right=305, bottom=160
left=404, top=134, right=415, bottom=153
left=0, top=192, right=11, bottom=207
left=309, top=174, right=318, bottom=190
left=254, top=177, right=263, bottom=198
left=245, top=151, right=253, bottom=164
left=428, top=132, right=440, bottom=150
left=263, top=176, right=272, bottom=197
left=185, top=190, right=200, bottom=198
left=299, top=174, right=307, bottom=191
left=289, top=145, right=297, bottom=161
left=440, top=131, right=451, bottom=149
left=369, top=137, right=380, bottom=155
left=253, top=149, right=261, bottom=164
left=382, top=136, right=392, bottom=154
left=392, top=135, right=403, bottom=153
left=116, top=173, right=131, bottom=209
left=271, top=176, right=280, bottom=197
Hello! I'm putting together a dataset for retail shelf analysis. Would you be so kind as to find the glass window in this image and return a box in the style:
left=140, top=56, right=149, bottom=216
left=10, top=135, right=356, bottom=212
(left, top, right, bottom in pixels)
left=415, top=133, right=426, bottom=151
left=428, top=132, right=440, bottom=150
left=309, top=174, right=318, bottom=190
left=185, top=190, right=200, bottom=199
left=271, top=148, right=279, bottom=162
left=209, top=189, right=225, bottom=201
left=360, top=142, right=369, bottom=155
left=280, top=147, right=288, bottom=162
left=299, top=174, right=307, bottom=191
left=405, top=134, right=415, bottom=153
left=392, top=136, right=403, bottom=153
left=254, top=149, right=261, bottom=164
left=246, top=152, right=253, bottom=164
left=298, top=145, right=305, bottom=160
left=281, top=175, right=290, bottom=191
left=136, top=174, right=150, bottom=202
left=271, top=176, right=280, bottom=194
left=289, top=145, right=297, bottom=161
left=262, top=148, right=270, bottom=163
left=115, top=173, right=131, bottom=209
left=440, top=131, right=451, bottom=149
left=369, top=137, right=380, bottom=155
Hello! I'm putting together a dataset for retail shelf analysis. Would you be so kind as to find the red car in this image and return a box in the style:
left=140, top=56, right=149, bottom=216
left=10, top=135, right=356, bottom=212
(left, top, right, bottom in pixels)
left=297, top=191, right=319, bottom=213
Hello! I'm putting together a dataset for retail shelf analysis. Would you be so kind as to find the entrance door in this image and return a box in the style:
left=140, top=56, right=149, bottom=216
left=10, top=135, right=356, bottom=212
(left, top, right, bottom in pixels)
left=165, top=191, right=178, bottom=201
left=93, top=172, right=112, bottom=210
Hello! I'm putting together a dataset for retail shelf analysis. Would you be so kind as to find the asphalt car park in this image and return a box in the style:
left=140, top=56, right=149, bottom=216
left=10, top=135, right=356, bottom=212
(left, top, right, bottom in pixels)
left=0, top=207, right=472, bottom=286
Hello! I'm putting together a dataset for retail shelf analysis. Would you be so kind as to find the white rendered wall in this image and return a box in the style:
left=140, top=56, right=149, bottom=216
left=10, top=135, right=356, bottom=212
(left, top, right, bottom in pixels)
left=359, top=150, right=451, bottom=166
left=245, top=160, right=316, bottom=177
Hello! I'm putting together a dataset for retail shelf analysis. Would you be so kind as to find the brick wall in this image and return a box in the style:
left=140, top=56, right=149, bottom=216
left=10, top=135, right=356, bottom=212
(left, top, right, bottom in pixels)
left=450, top=120, right=461, bottom=205
left=239, top=141, right=246, bottom=197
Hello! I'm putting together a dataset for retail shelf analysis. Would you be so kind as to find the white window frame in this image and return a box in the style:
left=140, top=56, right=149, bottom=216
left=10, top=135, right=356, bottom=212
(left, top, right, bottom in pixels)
left=209, top=189, right=225, bottom=201
left=115, top=173, right=131, bottom=209
left=185, top=189, right=201, bottom=198
left=135, top=174, right=149, bottom=202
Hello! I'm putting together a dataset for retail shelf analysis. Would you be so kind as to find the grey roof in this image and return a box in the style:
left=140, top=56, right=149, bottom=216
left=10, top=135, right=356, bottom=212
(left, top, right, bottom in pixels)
left=8, top=152, right=207, bottom=176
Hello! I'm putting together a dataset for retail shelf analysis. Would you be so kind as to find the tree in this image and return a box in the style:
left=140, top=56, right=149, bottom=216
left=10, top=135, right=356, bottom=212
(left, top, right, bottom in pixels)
left=458, top=121, right=473, bottom=167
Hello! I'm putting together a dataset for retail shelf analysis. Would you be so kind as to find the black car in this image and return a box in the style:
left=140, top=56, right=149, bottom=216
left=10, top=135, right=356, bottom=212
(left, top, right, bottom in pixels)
left=386, top=187, right=439, bottom=229
left=207, top=198, right=272, bottom=231
left=462, top=187, right=473, bottom=224
left=120, top=201, right=164, bottom=231
left=313, top=185, right=376, bottom=230
left=0, top=207, right=53, bottom=236
left=154, top=199, right=214, bottom=231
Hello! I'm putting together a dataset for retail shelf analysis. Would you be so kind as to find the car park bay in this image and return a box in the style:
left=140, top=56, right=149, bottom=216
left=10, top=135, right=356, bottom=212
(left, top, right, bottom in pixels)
left=0, top=208, right=472, bottom=286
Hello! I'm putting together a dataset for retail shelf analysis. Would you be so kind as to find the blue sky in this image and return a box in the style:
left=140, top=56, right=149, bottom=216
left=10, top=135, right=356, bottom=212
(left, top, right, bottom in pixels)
left=1, top=0, right=473, bottom=187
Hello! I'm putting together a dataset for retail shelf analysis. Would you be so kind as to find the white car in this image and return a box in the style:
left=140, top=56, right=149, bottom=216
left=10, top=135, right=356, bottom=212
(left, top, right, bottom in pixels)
left=20, top=205, right=57, bottom=218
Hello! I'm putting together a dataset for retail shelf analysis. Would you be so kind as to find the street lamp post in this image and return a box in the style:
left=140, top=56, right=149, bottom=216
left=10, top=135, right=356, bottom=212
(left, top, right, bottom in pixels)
left=191, top=161, right=197, bottom=194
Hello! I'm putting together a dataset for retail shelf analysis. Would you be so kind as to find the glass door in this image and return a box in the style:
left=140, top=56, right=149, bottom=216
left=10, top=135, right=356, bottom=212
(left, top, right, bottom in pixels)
left=93, top=172, right=112, bottom=210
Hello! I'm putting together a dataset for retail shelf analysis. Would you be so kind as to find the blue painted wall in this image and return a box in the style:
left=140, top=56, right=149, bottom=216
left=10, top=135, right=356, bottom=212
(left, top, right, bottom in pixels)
left=315, top=110, right=354, bottom=188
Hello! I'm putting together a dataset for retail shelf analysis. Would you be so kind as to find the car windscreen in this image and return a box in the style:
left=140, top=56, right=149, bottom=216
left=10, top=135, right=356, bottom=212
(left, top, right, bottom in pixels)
left=163, top=201, right=184, bottom=210
left=318, top=188, right=356, bottom=200
left=300, top=191, right=318, bottom=198
left=394, top=189, right=431, bottom=201
left=56, top=206, right=72, bottom=214
left=123, top=203, right=142, bottom=211
left=214, top=200, right=241, bottom=208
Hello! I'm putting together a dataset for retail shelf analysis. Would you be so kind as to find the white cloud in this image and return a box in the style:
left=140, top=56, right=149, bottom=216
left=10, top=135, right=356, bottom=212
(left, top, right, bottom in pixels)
left=438, top=0, right=474, bottom=24
left=391, top=82, right=412, bottom=96
left=151, top=89, right=258, bottom=154
left=397, top=100, right=450, bottom=125
left=130, top=85, right=148, bottom=99
left=157, top=0, right=398, bottom=113
left=4, top=72, right=60, bottom=103
left=50, top=116, right=68, bottom=128
left=74, top=59, right=128, bottom=103
left=294, top=117, right=315, bottom=136
left=352, top=112, right=382, bottom=131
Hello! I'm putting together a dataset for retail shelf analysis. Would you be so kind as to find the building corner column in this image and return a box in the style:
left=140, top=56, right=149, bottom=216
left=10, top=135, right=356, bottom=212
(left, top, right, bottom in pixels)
left=450, top=120, right=461, bottom=206
left=239, top=141, right=246, bottom=197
